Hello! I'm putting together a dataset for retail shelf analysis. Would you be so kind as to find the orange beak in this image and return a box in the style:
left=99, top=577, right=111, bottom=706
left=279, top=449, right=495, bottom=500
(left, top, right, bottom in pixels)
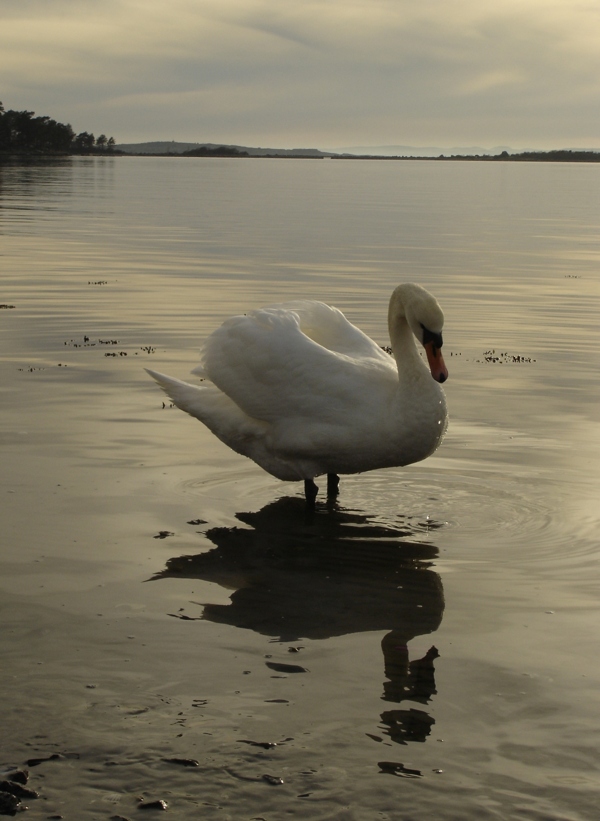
left=425, top=341, right=448, bottom=383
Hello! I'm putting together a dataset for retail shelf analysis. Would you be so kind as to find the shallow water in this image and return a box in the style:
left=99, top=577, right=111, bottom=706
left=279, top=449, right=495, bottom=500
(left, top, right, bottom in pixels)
left=1, top=156, right=599, bottom=819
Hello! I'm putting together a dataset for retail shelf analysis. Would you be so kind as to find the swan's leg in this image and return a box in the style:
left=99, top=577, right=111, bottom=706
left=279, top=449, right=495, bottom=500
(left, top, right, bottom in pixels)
left=304, top=478, right=319, bottom=506
left=326, top=473, right=340, bottom=499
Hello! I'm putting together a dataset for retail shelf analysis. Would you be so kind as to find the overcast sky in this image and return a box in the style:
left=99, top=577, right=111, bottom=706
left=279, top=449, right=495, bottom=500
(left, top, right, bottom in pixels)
left=3, top=0, right=600, bottom=150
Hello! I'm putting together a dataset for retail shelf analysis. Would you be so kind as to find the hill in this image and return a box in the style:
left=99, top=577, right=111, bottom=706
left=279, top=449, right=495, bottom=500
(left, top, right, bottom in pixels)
left=116, top=141, right=333, bottom=157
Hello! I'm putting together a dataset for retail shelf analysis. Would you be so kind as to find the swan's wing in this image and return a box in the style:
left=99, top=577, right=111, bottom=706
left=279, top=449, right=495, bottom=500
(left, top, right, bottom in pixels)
left=267, top=300, right=392, bottom=360
left=195, top=303, right=397, bottom=424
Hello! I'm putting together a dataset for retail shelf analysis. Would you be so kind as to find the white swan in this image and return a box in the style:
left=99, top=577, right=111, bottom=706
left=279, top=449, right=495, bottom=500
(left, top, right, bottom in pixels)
left=146, top=283, right=448, bottom=503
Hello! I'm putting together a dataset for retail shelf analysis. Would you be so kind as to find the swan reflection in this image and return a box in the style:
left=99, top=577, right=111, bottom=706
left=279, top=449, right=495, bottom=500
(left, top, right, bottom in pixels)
left=153, top=496, right=445, bottom=744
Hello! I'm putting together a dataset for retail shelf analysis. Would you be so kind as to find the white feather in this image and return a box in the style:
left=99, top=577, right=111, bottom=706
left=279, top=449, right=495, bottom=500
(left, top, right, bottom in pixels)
left=146, top=283, right=448, bottom=483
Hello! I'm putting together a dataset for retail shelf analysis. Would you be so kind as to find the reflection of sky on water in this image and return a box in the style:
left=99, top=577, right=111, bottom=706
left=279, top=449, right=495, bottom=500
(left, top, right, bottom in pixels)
left=153, top=496, right=444, bottom=745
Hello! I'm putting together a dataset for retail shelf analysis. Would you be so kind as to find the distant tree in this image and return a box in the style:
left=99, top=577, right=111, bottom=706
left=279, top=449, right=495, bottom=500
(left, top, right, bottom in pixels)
left=50, top=120, right=76, bottom=151
left=0, top=106, right=73, bottom=152
left=72, top=131, right=96, bottom=153
left=34, top=117, right=74, bottom=151
left=0, top=103, right=117, bottom=154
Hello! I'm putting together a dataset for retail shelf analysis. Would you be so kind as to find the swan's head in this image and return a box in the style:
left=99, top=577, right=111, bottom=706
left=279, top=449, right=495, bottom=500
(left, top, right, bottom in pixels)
left=389, top=283, right=449, bottom=383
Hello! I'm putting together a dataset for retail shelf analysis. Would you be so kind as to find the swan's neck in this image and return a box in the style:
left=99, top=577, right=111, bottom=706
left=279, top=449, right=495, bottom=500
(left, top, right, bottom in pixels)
left=389, top=316, right=427, bottom=381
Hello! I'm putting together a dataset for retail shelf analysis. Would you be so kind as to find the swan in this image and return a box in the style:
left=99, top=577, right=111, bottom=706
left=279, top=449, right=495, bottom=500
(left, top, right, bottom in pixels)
left=146, top=283, right=448, bottom=504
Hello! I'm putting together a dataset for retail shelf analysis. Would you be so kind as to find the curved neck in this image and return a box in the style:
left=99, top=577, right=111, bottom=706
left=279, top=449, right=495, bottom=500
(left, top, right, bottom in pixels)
left=390, top=319, right=424, bottom=375
left=388, top=302, right=429, bottom=383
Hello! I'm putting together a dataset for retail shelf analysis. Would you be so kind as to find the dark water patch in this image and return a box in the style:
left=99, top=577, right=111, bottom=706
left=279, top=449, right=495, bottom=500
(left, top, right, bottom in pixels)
left=152, top=496, right=444, bottom=643
left=225, top=768, right=284, bottom=785
left=149, top=495, right=445, bottom=786
left=380, top=707, right=436, bottom=745
left=167, top=612, right=201, bottom=620
left=377, top=761, right=423, bottom=778
left=237, top=740, right=278, bottom=750
left=265, top=662, right=308, bottom=674
left=25, top=753, right=71, bottom=767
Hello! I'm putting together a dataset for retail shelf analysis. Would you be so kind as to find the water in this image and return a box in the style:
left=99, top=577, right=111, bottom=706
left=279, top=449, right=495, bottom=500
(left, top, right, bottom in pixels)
left=1, top=156, right=599, bottom=819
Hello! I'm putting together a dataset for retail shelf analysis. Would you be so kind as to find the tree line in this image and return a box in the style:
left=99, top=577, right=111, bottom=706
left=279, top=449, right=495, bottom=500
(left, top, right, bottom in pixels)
left=0, top=102, right=116, bottom=154
left=183, top=146, right=249, bottom=157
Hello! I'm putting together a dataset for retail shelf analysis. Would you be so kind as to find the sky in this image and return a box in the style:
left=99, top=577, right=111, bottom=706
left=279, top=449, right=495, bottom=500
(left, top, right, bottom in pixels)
left=3, top=0, right=600, bottom=150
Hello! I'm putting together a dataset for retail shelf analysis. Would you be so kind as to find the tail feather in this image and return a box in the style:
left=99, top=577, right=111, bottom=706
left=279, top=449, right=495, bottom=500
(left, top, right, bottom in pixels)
left=145, top=368, right=206, bottom=415
left=145, top=368, right=268, bottom=454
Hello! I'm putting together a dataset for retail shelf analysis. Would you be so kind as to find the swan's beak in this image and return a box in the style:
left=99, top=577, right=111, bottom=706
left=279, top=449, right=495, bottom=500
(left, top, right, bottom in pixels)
left=425, top=342, right=448, bottom=383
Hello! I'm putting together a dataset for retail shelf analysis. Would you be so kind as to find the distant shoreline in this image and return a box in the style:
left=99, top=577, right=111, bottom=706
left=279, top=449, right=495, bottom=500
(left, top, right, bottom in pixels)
left=332, top=150, right=600, bottom=162
left=3, top=106, right=598, bottom=163
left=2, top=148, right=600, bottom=162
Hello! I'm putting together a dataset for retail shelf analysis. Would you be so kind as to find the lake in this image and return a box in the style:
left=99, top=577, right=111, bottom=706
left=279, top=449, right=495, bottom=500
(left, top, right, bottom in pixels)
left=1, top=155, right=599, bottom=819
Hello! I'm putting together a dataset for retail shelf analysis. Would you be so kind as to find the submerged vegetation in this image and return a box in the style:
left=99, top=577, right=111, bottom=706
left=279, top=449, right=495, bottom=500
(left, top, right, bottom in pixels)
left=0, top=102, right=117, bottom=155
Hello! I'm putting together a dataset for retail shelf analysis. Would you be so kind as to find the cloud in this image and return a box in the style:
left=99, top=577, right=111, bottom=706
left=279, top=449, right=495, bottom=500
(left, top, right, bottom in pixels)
left=2, top=0, right=600, bottom=146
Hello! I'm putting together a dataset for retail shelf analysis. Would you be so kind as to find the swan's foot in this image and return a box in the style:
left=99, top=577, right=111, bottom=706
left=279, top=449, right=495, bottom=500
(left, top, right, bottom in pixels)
left=326, top=473, right=340, bottom=499
left=304, top=478, right=319, bottom=506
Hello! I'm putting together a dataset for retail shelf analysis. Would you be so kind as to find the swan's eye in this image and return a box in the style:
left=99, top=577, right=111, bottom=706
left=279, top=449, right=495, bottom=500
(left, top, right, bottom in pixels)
left=421, top=324, right=443, bottom=350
